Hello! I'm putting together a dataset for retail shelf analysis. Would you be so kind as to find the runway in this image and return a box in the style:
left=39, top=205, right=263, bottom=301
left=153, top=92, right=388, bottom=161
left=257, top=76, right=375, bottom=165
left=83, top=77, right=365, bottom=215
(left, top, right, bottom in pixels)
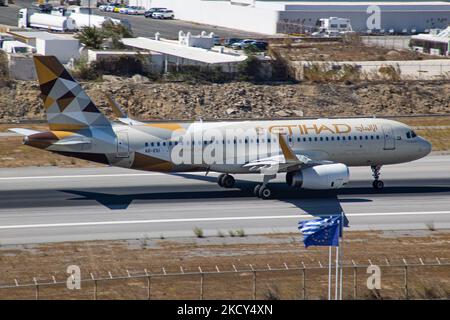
left=1, top=155, right=450, bottom=245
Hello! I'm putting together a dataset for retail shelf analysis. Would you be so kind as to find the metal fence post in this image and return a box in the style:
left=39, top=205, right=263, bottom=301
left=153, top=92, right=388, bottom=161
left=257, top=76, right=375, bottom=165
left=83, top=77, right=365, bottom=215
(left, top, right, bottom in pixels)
left=90, top=273, right=97, bottom=300
left=301, top=262, right=306, bottom=300
left=249, top=264, right=256, bottom=300
left=198, top=267, right=204, bottom=300
left=404, top=265, right=409, bottom=300
left=33, top=278, right=39, bottom=300
left=352, top=261, right=357, bottom=300
left=144, top=269, right=151, bottom=301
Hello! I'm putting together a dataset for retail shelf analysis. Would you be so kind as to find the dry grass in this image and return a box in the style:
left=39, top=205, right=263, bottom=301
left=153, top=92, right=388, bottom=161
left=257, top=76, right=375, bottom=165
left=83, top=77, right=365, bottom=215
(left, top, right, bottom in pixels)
left=0, top=230, right=449, bottom=300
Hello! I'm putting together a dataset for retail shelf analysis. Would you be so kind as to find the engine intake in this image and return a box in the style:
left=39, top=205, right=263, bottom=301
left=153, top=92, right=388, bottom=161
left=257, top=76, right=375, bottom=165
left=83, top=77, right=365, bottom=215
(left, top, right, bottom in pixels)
left=286, top=163, right=349, bottom=190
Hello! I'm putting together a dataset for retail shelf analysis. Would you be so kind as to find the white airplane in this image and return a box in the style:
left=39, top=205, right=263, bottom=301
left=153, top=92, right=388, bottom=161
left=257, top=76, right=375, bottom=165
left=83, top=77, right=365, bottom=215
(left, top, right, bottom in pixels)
left=10, top=56, right=432, bottom=199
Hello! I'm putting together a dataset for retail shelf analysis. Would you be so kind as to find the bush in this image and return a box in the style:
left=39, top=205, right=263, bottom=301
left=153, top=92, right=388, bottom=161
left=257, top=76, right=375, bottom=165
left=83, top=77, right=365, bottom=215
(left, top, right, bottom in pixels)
left=165, top=65, right=234, bottom=83
left=193, top=227, right=204, bottom=238
left=0, top=50, right=9, bottom=83
left=92, top=55, right=145, bottom=77
left=303, top=62, right=362, bottom=82
left=378, top=64, right=402, bottom=81
left=237, top=55, right=264, bottom=82
left=74, top=26, right=105, bottom=50
left=71, top=57, right=100, bottom=81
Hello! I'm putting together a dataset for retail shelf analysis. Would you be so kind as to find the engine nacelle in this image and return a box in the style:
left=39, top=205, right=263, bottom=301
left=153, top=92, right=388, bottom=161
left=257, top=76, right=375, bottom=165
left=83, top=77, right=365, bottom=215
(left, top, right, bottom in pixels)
left=286, top=163, right=350, bottom=190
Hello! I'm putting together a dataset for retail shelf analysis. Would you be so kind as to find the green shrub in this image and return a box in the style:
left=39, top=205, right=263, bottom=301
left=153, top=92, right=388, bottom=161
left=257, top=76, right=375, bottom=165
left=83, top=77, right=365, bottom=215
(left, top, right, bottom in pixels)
left=193, top=226, right=204, bottom=238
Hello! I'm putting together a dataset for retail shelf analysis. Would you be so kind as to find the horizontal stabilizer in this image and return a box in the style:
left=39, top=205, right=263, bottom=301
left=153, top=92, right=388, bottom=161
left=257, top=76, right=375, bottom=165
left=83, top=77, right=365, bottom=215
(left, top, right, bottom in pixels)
left=53, top=139, right=92, bottom=146
left=8, top=128, right=42, bottom=136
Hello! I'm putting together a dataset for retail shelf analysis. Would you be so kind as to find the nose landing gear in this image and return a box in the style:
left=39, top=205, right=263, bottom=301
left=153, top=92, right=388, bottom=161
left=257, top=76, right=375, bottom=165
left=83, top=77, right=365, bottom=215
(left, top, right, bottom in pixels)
left=371, top=165, right=384, bottom=189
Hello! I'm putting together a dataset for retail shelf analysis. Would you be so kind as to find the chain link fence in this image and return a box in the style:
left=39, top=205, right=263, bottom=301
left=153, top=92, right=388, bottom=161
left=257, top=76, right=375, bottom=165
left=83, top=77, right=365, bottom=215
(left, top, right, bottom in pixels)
left=1, top=257, right=449, bottom=300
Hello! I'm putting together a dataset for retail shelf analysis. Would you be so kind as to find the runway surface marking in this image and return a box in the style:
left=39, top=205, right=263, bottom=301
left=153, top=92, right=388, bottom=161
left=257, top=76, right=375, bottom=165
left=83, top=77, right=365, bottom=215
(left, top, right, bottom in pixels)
left=0, top=173, right=168, bottom=180
left=1, top=211, right=449, bottom=230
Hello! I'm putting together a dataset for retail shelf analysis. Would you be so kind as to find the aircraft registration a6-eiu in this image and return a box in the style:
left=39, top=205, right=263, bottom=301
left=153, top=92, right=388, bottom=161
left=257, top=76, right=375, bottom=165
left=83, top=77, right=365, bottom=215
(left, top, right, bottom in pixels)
left=10, top=56, right=432, bottom=199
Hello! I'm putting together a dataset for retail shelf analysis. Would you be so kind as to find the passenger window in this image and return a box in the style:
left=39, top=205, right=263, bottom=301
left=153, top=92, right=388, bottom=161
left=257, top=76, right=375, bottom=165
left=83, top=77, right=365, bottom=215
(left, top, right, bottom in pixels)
left=348, top=136, right=352, bottom=140
left=320, top=137, right=323, bottom=141
left=376, top=135, right=380, bottom=139
left=326, top=137, right=329, bottom=141
left=370, top=136, right=374, bottom=140
left=314, top=137, right=318, bottom=141
left=145, top=142, right=148, bottom=147
left=298, top=138, right=301, bottom=142
left=309, top=137, right=312, bottom=142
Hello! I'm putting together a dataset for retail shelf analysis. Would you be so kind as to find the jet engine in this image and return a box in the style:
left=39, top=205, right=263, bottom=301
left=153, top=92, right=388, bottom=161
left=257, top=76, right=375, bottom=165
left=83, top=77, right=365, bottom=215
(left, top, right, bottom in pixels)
left=286, top=163, right=349, bottom=190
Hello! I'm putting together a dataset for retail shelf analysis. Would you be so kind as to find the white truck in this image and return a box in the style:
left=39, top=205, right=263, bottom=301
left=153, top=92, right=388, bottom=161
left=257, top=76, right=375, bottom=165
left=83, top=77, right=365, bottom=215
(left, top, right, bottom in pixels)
left=312, top=17, right=354, bottom=37
left=18, top=8, right=77, bottom=32
left=51, top=6, right=129, bottom=30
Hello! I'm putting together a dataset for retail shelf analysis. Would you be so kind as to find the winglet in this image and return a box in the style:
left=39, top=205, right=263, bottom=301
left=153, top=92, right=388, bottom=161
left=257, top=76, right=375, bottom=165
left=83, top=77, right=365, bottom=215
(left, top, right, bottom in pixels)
left=278, top=133, right=298, bottom=163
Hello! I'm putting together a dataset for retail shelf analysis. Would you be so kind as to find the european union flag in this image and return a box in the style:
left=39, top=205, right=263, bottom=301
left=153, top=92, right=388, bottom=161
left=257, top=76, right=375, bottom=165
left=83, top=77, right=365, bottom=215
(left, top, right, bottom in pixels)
left=298, top=216, right=341, bottom=248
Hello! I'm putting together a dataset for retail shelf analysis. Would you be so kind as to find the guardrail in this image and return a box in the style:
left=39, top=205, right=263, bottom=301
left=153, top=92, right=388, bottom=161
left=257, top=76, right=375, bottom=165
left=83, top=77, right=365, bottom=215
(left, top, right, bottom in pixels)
left=1, top=257, right=449, bottom=300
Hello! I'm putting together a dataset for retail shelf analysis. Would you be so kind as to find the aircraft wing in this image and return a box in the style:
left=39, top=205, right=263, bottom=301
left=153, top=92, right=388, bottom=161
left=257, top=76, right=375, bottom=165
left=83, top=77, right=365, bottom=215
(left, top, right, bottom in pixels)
left=242, top=134, right=329, bottom=173
left=8, top=128, right=42, bottom=136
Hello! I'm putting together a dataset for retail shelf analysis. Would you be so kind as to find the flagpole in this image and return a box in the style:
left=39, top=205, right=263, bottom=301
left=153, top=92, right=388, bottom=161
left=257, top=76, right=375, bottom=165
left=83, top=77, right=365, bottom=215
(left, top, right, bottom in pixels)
left=339, top=211, right=344, bottom=300
left=328, top=246, right=332, bottom=300
left=335, top=234, right=339, bottom=300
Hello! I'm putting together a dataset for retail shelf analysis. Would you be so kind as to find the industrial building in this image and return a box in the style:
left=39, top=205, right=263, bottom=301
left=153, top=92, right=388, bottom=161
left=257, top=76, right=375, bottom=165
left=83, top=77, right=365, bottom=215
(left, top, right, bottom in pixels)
left=411, top=26, right=450, bottom=55
left=129, top=0, right=450, bottom=35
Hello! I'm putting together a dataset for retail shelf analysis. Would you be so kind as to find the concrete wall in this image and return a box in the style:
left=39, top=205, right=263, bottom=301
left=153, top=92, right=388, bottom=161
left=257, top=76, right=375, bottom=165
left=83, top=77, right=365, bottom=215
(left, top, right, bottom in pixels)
left=87, top=50, right=164, bottom=73
left=129, top=0, right=450, bottom=34
left=8, top=54, right=37, bottom=80
left=35, top=38, right=80, bottom=64
left=130, top=0, right=280, bottom=35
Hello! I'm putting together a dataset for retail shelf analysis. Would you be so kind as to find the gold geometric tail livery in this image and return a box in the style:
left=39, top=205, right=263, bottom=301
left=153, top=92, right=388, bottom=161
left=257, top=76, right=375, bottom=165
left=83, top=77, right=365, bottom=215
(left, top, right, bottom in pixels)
left=34, top=55, right=111, bottom=131
left=9, top=55, right=432, bottom=199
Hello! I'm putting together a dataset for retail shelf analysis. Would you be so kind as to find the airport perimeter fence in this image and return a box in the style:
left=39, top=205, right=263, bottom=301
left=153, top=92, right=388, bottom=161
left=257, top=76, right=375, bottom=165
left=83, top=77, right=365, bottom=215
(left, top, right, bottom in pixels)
left=0, top=257, right=449, bottom=300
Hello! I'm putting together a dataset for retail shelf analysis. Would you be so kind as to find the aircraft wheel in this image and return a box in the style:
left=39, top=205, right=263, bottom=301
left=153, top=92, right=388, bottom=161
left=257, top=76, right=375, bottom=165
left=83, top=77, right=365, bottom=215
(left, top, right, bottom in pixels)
left=222, top=175, right=235, bottom=188
left=254, top=184, right=261, bottom=197
left=217, top=173, right=226, bottom=187
left=258, top=186, right=271, bottom=200
left=372, top=180, right=384, bottom=189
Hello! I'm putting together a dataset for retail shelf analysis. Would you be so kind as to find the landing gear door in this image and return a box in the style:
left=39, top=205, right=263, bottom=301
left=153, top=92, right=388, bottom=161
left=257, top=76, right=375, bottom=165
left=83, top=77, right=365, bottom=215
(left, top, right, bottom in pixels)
left=382, top=125, right=395, bottom=150
left=116, top=131, right=130, bottom=158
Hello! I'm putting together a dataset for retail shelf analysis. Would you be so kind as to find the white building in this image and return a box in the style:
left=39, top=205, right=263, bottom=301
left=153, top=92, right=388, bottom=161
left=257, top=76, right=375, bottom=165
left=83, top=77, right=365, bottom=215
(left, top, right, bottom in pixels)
left=122, top=32, right=247, bottom=73
left=128, top=0, right=450, bottom=35
left=7, top=31, right=80, bottom=63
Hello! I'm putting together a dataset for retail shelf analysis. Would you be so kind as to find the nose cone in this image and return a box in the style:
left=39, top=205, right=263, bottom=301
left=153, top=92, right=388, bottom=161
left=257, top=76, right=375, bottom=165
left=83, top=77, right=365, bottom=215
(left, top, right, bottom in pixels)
left=418, top=138, right=432, bottom=158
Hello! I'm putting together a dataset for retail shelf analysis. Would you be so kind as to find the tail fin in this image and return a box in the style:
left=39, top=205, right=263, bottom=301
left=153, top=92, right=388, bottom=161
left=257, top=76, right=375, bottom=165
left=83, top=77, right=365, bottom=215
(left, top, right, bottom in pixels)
left=33, top=55, right=111, bottom=131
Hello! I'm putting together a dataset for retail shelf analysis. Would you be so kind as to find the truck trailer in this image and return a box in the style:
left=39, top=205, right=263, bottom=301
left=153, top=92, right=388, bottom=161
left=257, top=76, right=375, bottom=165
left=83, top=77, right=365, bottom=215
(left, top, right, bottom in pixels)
left=18, top=8, right=77, bottom=32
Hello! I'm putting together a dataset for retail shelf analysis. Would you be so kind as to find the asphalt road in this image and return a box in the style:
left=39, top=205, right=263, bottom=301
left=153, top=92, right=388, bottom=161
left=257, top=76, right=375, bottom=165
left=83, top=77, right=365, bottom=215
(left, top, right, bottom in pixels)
left=0, top=1, right=265, bottom=39
left=1, top=155, right=450, bottom=245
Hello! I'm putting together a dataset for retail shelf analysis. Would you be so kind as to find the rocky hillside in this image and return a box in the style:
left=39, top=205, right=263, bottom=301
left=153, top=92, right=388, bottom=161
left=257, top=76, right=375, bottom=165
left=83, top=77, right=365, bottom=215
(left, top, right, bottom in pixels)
left=0, top=77, right=449, bottom=122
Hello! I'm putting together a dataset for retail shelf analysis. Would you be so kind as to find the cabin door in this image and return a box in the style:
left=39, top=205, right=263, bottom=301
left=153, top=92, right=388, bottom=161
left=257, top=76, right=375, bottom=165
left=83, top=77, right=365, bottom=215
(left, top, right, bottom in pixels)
left=382, top=125, right=396, bottom=150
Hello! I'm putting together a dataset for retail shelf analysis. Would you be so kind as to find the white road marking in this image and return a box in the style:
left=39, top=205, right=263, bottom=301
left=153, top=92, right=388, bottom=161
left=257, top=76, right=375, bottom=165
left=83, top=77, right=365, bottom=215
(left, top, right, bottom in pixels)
left=0, top=173, right=165, bottom=180
left=0, top=211, right=449, bottom=230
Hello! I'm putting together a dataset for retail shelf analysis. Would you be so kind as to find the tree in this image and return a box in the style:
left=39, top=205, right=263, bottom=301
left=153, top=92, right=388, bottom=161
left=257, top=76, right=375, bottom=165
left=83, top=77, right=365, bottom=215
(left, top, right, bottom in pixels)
left=101, top=21, right=134, bottom=49
left=74, top=26, right=105, bottom=50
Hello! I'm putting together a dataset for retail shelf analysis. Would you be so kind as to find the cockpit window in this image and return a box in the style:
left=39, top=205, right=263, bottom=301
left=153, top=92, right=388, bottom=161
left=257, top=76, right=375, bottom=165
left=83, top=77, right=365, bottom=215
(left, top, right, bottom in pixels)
left=406, top=131, right=417, bottom=139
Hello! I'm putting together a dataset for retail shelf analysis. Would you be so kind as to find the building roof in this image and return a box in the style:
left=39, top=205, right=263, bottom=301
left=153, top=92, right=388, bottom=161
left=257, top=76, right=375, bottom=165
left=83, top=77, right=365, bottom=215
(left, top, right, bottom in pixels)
left=7, top=31, right=77, bottom=41
left=412, top=27, right=450, bottom=43
left=122, top=37, right=247, bottom=64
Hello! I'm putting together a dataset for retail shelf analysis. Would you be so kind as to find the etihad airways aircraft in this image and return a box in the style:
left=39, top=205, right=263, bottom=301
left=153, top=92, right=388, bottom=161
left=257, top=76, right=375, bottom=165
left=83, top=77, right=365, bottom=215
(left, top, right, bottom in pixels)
left=10, top=56, right=432, bottom=199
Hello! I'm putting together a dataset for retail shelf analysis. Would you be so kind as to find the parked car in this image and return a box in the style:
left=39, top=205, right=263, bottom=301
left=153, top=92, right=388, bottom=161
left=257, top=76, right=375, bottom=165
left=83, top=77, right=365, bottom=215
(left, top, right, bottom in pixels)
left=144, top=7, right=167, bottom=18
left=126, top=6, right=146, bottom=15
left=118, top=6, right=129, bottom=14
left=231, top=39, right=256, bottom=50
left=98, top=4, right=108, bottom=11
left=232, top=39, right=268, bottom=50
left=224, top=38, right=242, bottom=47
left=105, top=4, right=120, bottom=12
left=113, top=5, right=126, bottom=13
left=151, top=9, right=174, bottom=19
left=32, top=2, right=53, bottom=13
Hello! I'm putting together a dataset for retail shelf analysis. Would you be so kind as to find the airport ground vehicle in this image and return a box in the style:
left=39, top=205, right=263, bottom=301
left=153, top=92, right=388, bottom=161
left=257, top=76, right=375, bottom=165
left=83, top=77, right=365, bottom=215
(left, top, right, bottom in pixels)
left=11, top=55, right=432, bottom=200
left=18, top=8, right=77, bottom=32
left=151, top=9, right=174, bottom=19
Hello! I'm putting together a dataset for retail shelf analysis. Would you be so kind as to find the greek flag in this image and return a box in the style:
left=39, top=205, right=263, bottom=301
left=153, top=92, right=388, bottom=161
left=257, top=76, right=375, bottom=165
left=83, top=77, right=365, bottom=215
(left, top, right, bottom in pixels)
left=298, top=216, right=341, bottom=248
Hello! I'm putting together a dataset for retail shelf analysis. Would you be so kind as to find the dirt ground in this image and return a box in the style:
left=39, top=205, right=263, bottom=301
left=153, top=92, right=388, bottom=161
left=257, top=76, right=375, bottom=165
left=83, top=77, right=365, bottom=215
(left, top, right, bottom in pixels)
left=0, top=230, right=449, bottom=300
left=271, top=41, right=449, bottom=62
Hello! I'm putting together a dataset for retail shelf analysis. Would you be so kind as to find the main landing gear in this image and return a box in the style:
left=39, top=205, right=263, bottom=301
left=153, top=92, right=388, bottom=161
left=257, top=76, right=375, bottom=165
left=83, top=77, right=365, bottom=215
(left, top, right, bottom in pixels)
left=253, top=174, right=276, bottom=200
left=217, top=173, right=235, bottom=188
left=371, top=165, right=384, bottom=189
